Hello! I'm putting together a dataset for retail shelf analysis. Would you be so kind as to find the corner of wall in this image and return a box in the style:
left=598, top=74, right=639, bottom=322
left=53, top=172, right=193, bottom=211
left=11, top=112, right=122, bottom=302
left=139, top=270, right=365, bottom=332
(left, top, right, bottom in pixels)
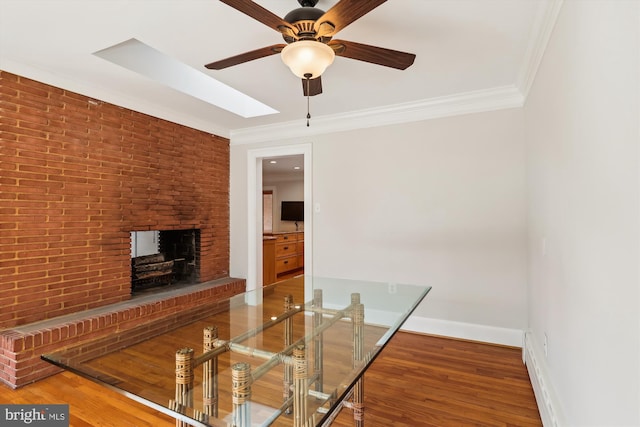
left=516, top=0, right=564, bottom=101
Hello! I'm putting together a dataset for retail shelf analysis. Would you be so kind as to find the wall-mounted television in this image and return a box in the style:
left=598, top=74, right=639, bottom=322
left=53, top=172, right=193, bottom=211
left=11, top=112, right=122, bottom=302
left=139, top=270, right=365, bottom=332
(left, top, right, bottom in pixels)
left=281, top=201, right=304, bottom=222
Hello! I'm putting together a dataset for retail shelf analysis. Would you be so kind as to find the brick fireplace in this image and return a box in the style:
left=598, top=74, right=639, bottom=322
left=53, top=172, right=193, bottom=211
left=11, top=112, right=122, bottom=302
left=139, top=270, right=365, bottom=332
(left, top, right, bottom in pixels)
left=0, top=71, right=243, bottom=387
left=131, top=228, right=201, bottom=292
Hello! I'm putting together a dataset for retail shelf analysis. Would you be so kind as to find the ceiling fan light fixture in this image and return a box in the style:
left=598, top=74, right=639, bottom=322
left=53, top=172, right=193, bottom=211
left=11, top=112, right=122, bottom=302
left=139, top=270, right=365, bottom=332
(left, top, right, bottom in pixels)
left=281, top=40, right=335, bottom=79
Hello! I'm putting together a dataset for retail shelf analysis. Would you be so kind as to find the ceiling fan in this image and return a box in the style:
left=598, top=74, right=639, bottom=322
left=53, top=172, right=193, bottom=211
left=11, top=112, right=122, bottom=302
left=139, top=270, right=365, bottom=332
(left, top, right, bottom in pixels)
left=204, top=0, right=416, bottom=97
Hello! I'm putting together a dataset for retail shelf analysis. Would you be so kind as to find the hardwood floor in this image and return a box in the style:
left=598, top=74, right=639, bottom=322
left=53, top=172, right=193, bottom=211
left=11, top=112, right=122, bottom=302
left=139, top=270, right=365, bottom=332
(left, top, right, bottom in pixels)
left=0, top=333, right=541, bottom=426
left=0, top=280, right=541, bottom=426
left=0, top=370, right=175, bottom=426
left=331, top=333, right=541, bottom=427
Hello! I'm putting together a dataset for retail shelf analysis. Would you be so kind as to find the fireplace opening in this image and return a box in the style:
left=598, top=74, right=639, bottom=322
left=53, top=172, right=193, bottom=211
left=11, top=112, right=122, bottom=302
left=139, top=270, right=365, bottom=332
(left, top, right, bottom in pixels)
left=130, top=229, right=200, bottom=293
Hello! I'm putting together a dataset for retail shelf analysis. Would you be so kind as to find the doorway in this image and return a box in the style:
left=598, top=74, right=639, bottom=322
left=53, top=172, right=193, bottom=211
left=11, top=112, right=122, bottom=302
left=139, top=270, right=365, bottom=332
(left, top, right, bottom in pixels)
left=246, top=144, right=312, bottom=299
left=263, top=155, right=304, bottom=285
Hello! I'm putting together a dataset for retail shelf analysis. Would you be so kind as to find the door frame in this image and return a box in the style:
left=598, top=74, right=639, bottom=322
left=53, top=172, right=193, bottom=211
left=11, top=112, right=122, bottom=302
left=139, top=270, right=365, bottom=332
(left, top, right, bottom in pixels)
left=246, top=144, right=313, bottom=295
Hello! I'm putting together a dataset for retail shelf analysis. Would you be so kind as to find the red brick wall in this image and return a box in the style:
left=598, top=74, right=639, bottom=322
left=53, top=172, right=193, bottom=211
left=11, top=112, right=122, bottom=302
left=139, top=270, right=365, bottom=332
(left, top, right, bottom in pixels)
left=0, top=71, right=230, bottom=329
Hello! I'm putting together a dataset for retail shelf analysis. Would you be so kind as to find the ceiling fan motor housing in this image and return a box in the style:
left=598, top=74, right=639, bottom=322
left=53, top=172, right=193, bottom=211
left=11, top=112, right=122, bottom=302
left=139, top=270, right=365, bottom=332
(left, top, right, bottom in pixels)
left=207, top=0, right=416, bottom=97
left=297, top=0, right=319, bottom=7
left=283, top=5, right=327, bottom=43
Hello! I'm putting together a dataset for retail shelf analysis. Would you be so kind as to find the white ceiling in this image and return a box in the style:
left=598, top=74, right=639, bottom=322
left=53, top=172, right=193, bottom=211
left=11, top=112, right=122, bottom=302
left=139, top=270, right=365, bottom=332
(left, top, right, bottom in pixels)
left=262, top=154, right=304, bottom=181
left=0, top=0, right=555, bottom=141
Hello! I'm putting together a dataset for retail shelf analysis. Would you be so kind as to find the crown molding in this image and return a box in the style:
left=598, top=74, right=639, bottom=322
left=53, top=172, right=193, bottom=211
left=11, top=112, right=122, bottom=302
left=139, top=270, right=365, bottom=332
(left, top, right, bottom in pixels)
left=516, top=0, right=564, bottom=100
left=230, top=0, right=563, bottom=146
left=230, top=85, right=524, bottom=145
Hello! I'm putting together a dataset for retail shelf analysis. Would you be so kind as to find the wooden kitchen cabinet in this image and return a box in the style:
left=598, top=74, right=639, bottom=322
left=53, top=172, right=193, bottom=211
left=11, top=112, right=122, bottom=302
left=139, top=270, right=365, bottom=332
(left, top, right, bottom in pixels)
left=262, top=236, right=276, bottom=287
left=264, top=231, right=304, bottom=282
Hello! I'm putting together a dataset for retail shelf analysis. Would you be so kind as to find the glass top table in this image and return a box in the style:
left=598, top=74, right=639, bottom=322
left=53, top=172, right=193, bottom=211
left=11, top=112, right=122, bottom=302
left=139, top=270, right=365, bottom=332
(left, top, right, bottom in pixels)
left=42, top=276, right=430, bottom=426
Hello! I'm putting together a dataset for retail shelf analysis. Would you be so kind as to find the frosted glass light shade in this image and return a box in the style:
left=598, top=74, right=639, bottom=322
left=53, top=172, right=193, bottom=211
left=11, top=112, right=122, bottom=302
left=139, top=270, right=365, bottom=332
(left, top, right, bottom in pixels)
left=281, top=40, right=335, bottom=79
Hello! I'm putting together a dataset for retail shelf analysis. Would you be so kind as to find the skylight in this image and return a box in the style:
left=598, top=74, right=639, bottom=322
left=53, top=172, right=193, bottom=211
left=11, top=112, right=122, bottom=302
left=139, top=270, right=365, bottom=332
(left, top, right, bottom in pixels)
left=94, top=38, right=278, bottom=118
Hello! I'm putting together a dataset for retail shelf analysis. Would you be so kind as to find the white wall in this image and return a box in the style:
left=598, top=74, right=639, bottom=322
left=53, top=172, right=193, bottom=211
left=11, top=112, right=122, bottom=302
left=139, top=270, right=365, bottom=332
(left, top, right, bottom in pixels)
left=228, top=1, right=640, bottom=423
left=231, top=107, right=528, bottom=337
left=264, top=178, right=304, bottom=232
left=524, top=1, right=640, bottom=425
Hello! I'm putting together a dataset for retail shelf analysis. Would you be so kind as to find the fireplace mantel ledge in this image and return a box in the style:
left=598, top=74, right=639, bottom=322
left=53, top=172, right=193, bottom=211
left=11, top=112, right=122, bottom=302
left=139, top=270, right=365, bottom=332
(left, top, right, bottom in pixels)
left=0, top=277, right=246, bottom=388
left=9, top=278, right=242, bottom=334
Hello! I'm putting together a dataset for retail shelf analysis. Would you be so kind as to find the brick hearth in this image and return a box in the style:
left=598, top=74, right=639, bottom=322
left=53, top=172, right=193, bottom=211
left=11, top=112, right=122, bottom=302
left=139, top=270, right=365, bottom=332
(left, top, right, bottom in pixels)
left=0, top=278, right=245, bottom=388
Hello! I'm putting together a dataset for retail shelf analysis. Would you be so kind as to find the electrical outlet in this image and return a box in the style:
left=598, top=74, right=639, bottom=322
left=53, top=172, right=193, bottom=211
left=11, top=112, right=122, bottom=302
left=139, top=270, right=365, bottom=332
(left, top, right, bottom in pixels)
left=388, top=283, right=397, bottom=294
left=543, top=333, right=548, bottom=357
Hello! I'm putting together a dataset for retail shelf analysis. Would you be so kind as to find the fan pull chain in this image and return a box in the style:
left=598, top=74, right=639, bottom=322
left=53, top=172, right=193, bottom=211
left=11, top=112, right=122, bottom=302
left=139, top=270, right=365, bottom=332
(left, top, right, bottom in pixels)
left=305, top=74, right=311, bottom=127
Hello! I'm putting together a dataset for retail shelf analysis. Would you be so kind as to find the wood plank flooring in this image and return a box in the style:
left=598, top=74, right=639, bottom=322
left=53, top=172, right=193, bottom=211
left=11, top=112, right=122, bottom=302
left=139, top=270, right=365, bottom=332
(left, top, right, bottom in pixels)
left=0, top=280, right=541, bottom=426
left=331, top=333, right=541, bottom=427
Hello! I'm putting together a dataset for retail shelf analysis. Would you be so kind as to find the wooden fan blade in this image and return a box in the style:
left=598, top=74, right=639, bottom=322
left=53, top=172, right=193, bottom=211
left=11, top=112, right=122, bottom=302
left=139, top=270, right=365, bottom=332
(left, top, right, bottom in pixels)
left=302, top=76, right=322, bottom=96
left=219, top=0, right=296, bottom=36
left=205, top=44, right=286, bottom=69
left=329, top=39, right=416, bottom=70
left=314, top=0, right=387, bottom=37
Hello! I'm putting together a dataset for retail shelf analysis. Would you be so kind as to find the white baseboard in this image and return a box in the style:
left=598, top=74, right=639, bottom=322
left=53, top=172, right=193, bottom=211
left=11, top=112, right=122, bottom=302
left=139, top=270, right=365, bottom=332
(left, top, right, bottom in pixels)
left=400, top=315, right=524, bottom=347
left=524, top=331, right=563, bottom=427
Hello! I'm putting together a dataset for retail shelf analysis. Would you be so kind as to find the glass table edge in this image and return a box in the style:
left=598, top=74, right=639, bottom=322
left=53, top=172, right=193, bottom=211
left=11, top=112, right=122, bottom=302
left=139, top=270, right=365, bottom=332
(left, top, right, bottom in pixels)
left=40, top=353, right=210, bottom=427
left=314, top=285, right=432, bottom=425
left=41, top=283, right=432, bottom=426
